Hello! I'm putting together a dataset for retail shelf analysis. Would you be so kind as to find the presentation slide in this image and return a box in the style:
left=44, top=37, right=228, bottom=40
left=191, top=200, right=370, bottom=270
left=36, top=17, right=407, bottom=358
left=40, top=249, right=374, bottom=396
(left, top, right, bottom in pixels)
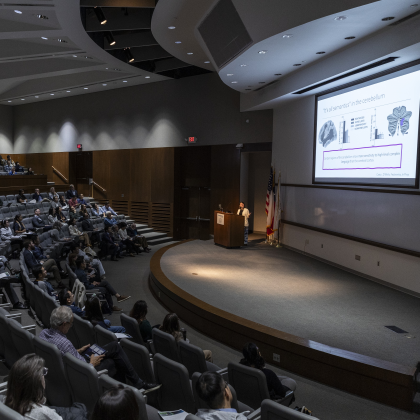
left=314, top=66, right=420, bottom=186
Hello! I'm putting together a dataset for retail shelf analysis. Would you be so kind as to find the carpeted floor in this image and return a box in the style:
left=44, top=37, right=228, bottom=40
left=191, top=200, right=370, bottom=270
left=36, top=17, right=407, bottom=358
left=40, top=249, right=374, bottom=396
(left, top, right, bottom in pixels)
left=8, top=239, right=420, bottom=420
left=160, top=239, right=420, bottom=367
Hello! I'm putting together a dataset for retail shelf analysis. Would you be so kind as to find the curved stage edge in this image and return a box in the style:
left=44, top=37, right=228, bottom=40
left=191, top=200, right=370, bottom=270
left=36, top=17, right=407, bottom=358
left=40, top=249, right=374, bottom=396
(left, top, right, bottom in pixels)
left=149, top=240, right=415, bottom=411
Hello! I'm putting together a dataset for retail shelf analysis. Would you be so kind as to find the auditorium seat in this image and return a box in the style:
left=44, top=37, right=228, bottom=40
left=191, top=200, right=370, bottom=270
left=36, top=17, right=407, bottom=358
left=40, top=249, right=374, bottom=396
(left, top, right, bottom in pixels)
left=120, top=313, right=151, bottom=350
left=152, top=328, right=180, bottom=363
left=153, top=353, right=196, bottom=413
left=24, top=194, right=31, bottom=200
left=1, top=207, right=11, bottom=220
left=228, top=362, right=295, bottom=410
left=178, top=340, right=221, bottom=378
left=0, top=401, right=25, bottom=420
left=72, top=314, right=95, bottom=347
left=191, top=372, right=252, bottom=414
left=9, top=318, right=35, bottom=358
left=261, top=398, right=319, bottom=420
left=94, top=324, right=117, bottom=347
left=33, top=336, right=74, bottom=407
left=0, top=315, right=22, bottom=367
left=40, top=193, right=48, bottom=199
left=25, top=203, right=35, bottom=214
left=6, top=195, right=16, bottom=205
left=0, top=195, right=6, bottom=204
left=63, top=352, right=108, bottom=413
left=16, top=204, right=27, bottom=216
left=99, top=374, right=160, bottom=420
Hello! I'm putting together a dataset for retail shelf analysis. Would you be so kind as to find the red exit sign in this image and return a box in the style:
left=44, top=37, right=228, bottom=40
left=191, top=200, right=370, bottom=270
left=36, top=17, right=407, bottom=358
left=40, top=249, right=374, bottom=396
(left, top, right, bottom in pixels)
left=188, top=137, right=197, bottom=144
left=77, top=144, right=82, bottom=149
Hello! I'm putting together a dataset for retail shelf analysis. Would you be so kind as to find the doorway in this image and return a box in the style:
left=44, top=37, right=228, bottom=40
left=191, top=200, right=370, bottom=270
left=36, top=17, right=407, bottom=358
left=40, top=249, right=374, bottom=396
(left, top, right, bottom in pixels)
left=69, top=151, right=93, bottom=197
left=180, top=186, right=210, bottom=240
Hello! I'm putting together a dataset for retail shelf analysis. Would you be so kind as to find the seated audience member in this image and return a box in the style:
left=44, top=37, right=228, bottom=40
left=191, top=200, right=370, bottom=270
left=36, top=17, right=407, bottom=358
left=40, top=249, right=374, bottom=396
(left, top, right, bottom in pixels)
left=68, top=218, right=92, bottom=247
left=39, top=307, right=158, bottom=390
left=104, top=211, right=118, bottom=228
left=0, top=257, right=27, bottom=309
left=119, top=223, right=141, bottom=255
left=59, top=195, right=68, bottom=209
left=160, top=313, right=213, bottom=362
left=0, top=353, right=88, bottom=420
left=48, top=186, right=59, bottom=201
left=113, top=224, right=135, bottom=257
left=23, top=239, right=65, bottom=289
left=90, top=203, right=101, bottom=218
left=78, top=204, right=88, bottom=221
left=13, top=214, right=30, bottom=236
left=16, top=189, right=27, bottom=203
left=129, top=300, right=155, bottom=342
left=91, top=385, right=139, bottom=420
left=26, top=167, right=34, bottom=175
left=66, top=184, right=78, bottom=200
left=77, top=193, right=91, bottom=207
left=81, top=213, right=100, bottom=246
left=51, top=196, right=60, bottom=209
left=75, top=257, right=128, bottom=312
left=240, top=342, right=297, bottom=396
left=195, top=372, right=247, bottom=420
left=56, top=207, right=67, bottom=223
left=48, top=207, right=58, bottom=225
left=127, top=222, right=150, bottom=252
left=32, top=188, right=43, bottom=203
left=32, top=264, right=57, bottom=296
left=67, top=253, right=78, bottom=272
left=101, top=226, right=120, bottom=261
left=33, top=236, right=67, bottom=279
left=100, top=201, right=117, bottom=216
left=1, top=219, right=23, bottom=248
left=68, top=195, right=79, bottom=209
left=8, top=166, right=16, bottom=175
left=70, top=242, right=105, bottom=278
left=15, top=162, right=23, bottom=172
left=58, top=288, right=85, bottom=317
left=0, top=155, right=5, bottom=166
left=84, top=296, right=126, bottom=333
left=32, top=208, right=53, bottom=232
left=6, top=155, right=15, bottom=166
left=68, top=205, right=77, bottom=220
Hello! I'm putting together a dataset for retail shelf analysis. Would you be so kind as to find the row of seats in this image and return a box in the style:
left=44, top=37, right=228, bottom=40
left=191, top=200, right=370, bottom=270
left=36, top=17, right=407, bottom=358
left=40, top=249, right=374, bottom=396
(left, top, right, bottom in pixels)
left=0, top=191, right=68, bottom=206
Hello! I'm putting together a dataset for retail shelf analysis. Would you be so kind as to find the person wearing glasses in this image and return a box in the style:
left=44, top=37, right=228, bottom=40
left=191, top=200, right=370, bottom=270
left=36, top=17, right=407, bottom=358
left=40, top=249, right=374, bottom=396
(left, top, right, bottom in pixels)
left=0, top=353, right=88, bottom=419
left=195, top=371, right=248, bottom=420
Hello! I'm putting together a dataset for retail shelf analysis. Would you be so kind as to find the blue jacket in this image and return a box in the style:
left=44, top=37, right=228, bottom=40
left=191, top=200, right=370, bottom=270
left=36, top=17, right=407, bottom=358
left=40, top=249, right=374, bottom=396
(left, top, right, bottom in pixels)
left=23, top=248, right=39, bottom=269
left=33, top=245, right=47, bottom=261
left=66, top=189, right=78, bottom=199
left=32, top=193, right=42, bottom=202
left=104, top=217, right=118, bottom=228
left=32, top=215, right=45, bottom=228
left=74, top=268, right=94, bottom=290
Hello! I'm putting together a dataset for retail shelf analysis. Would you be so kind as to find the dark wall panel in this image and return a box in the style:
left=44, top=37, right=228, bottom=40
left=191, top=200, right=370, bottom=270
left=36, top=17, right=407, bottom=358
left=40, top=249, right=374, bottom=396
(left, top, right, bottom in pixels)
left=130, top=148, right=152, bottom=202
left=151, top=148, right=174, bottom=204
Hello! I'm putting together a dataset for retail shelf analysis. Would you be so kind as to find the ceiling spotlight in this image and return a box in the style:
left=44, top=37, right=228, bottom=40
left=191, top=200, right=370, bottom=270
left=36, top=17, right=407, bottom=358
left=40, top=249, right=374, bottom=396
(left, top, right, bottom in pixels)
left=73, top=55, right=78, bottom=57
left=124, top=48, right=135, bottom=63
left=168, top=26, right=176, bottom=29
left=204, top=61, right=210, bottom=63
left=241, top=64, right=247, bottom=67
left=283, top=34, right=292, bottom=38
left=334, top=16, right=347, bottom=21
left=345, top=36, right=356, bottom=40
left=35, top=96, right=39, bottom=98
left=187, top=52, right=193, bottom=55
left=8, top=101, right=11, bottom=103
left=258, top=50, right=267, bottom=54
left=85, top=56, right=93, bottom=59
left=41, top=37, right=48, bottom=40
left=382, top=16, right=395, bottom=21
left=50, top=94, right=54, bottom=96
left=94, top=7, right=107, bottom=25
left=21, top=99, right=25, bottom=101
left=123, top=80, right=127, bottom=83
left=227, top=74, right=234, bottom=76
left=14, top=10, right=22, bottom=14
left=145, top=76, right=150, bottom=78
left=105, top=32, right=116, bottom=46
left=102, top=84, right=107, bottom=86
left=66, top=91, right=70, bottom=92
left=293, top=64, right=301, bottom=66
left=275, top=73, right=282, bottom=76
left=36, top=14, right=48, bottom=19
left=175, top=41, right=182, bottom=44
left=316, top=51, right=326, bottom=54
left=57, top=39, right=67, bottom=43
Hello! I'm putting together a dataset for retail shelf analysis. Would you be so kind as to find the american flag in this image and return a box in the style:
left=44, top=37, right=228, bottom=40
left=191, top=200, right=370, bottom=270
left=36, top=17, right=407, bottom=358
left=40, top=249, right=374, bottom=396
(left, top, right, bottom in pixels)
left=266, top=167, right=275, bottom=236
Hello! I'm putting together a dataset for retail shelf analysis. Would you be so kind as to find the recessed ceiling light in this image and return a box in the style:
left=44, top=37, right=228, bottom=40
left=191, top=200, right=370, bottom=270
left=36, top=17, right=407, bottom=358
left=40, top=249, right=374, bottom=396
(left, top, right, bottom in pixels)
left=382, top=16, right=395, bottom=21
left=231, top=81, right=238, bottom=84
left=204, top=61, right=210, bottom=63
left=168, top=26, right=176, bottom=29
left=334, top=16, right=347, bottom=21
left=145, top=76, right=150, bottom=78
left=175, top=41, right=182, bottom=44
left=14, top=10, right=22, bottom=14
left=50, top=94, right=54, bottom=96
left=345, top=36, right=356, bottom=40
left=35, top=96, right=39, bottom=98
left=293, top=64, right=301, bottom=66
left=316, top=51, right=326, bottom=54
left=66, top=91, right=70, bottom=92
left=21, top=99, right=25, bottom=101
left=84, top=88, right=88, bottom=90
left=187, top=52, right=193, bottom=55
left=227, top=74, right=234, bottom=76
left=36, top=14, right=48, bottom=19
left=85, top=56, right=93, bottom=59
left=123, top=80, right=127, bottom=82
left=283, top=34, right=292, bottom=38
left=57, top=39, right=67, bottom=43
left=102, top=84, right=107, bottom=86
left=240, top=64, right=247, bottom=67
left=258, top=50, right=267, bottom=54
left=73, top=55, right=78, bottom=57
left=275, top=73, right=282, bottom=76
left=8, top=101, right=11, bottom=103
left=41, top=37, right=48, bottom=40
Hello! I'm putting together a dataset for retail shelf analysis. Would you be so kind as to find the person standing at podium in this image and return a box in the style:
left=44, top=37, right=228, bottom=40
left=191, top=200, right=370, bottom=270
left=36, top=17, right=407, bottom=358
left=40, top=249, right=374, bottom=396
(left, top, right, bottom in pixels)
left=237, top=202, right=251, bottom=245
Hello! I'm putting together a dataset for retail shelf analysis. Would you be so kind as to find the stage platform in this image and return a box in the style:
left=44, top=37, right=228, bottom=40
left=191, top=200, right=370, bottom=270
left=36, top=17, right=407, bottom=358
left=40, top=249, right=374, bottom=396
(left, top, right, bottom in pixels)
left=150, top=239, right=418, bottom=411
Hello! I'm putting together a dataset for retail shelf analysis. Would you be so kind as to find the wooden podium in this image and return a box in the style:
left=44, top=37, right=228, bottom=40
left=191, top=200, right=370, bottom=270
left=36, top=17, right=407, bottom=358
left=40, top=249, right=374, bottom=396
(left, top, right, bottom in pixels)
left=214, top=211, right=244, bottom=248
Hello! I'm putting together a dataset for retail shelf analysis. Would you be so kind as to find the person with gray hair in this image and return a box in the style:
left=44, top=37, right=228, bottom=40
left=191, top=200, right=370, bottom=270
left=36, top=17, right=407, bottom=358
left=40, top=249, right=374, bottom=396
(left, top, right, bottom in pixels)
left=104, top=211, right=118, bottom=228
left=39, top=307, right=159, bottom=391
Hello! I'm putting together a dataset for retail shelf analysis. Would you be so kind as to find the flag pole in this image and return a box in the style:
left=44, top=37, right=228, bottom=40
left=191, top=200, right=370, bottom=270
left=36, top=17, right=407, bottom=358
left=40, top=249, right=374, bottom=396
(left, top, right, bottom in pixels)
left=276, top=171, right=282, bottom=248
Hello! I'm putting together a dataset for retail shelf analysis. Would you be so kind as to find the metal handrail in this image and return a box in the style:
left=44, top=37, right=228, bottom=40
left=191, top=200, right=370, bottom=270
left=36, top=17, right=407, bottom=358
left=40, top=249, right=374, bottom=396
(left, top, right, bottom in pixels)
left=52, top=166, right=68, bottom=182
left=92, top=180, right=106, bottom=192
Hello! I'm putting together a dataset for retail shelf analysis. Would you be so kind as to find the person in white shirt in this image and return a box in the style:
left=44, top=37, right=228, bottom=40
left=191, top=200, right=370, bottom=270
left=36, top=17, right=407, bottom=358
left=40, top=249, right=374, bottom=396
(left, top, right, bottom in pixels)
left=1, top=220, right=22, bottom=249
left=237, top=202, right=251, bottom=246
left=69, top=243, right=106, bottom=278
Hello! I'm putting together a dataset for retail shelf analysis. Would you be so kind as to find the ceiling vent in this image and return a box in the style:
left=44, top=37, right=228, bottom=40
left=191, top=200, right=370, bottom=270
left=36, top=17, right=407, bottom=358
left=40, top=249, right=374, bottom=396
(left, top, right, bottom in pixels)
left=253, top=80, right=279, bottom=92
left=198, top=0, right=252, bottom=69
left=388, top=10, right=420, bottom=26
